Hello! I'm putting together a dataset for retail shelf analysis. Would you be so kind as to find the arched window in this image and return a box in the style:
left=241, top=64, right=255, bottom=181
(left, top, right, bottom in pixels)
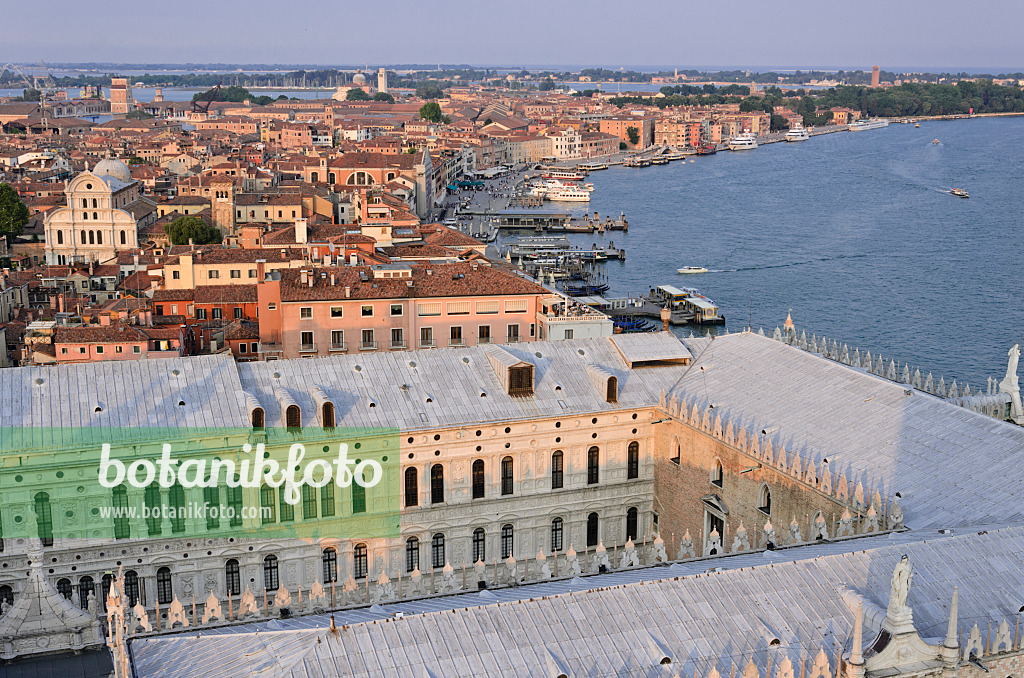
left=251, top=406, right=265, bottom=428
left=119, top=230, right=126, bottom=245
left=156, top=567, right=173, bottom=604
left=33, top=492, right=53, bottom=546
left=587, top=512, right=599, bottom=547
left=88, top=230, right=94, bottom=245
left=626, top=507, right=639, bottom=542
left=285, top=404, right=301, bottom=429
left=431, top=533, right=445, bottom=569
left=322, top=548, right=338, bottom=583
left=169, top=483, right=186, bottom=533
left=96, top=231, right=102, bottom=245
left=353, top=543, right=368, bottom=579
left=587, top=446, right=600, bottom=485
left=112, top=485, right=130, bottom=539
left=500, top=456, right=514, bottom=496
left=0, top=586, right=12, bottom=608
left=81, top=229, right=87, bottom=243
left=627, top=441, right=640, bottom=479
left=501, top=524, right=514, bottom=559
left=551, top=518, right=564, bottom=552
left=430, top=464, right=444, bottom=504
left=92, top=198, right=97, bottom=208
left=551, top=450, right=564, bottom=489
left=57, top=578, right=73, bottom=600
left=321, top=402, right=335, bottom=429
left=472, top=528, right=486, bottom=563
left=310, top=171, right=319, bottom=183
left=93, top=212, right=98, bottom=221
left=406, top=537, right=420, bottom=572
left=352, top=469, right=366, bottom=514
left=711, top=459, right=724, bottom=488
left=57, top=230, right=63, bottom=245
left=471, top=459, right=485, bottom=499
left=82, top=198, right=88, bottom=208
left=225, top=559, right=241, bottom=596
left=263, top=555, right=279, bottom=591
left=124, top=570, right=141, bottom=606
left=78, top=576, right=94, bottom=609
left=404, top=467, right=418, bottom=507
left=758, top=486, right=772, bottom=515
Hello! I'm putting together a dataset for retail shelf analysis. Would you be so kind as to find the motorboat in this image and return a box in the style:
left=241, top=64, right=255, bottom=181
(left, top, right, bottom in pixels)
left=848, top=119, right=889, bottom=131
left=932, top=139, right=940, bottom=144
left=677, top=266, right=709, bottom=274
left=728, top=133, right=758, bottom=150
left=785, top=126, right=810, bottom=142
left=950, top=188, right=969, bottom=198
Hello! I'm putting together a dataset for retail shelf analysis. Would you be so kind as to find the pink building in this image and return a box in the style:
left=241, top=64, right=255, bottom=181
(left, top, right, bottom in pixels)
left=51, top=324, right=185, bottom=362
left=256, top=261, right=547, bottom=360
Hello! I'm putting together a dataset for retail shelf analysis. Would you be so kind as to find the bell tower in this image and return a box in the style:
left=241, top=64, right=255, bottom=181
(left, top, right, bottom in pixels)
left=211, top=176, right=236, bottom=235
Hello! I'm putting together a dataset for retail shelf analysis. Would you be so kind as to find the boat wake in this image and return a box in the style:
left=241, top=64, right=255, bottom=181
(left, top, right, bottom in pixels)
left=709, top=253, right=868, bottom=273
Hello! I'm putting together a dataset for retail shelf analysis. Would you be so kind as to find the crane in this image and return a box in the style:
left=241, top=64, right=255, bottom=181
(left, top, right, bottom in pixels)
left=191, top=82, right=223, bottom=113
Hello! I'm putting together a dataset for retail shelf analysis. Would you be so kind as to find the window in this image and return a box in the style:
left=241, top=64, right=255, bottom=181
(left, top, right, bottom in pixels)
left=450, top=326, right=463, bottom=346
left=172, top=270, right=180, bottom=280
left=447, top=301, right=470, bottom=315
left=420, top=327, right=433, bottom=348
left=57, top=230, right=63, bottom=244
left=587, top=447, right=600, bottom=485
left=711, top=459, right=723, bottom=488
left=331, top=330, right=344, bottom=349
left=626, top=507, right=639, bottom=542
left=417, top=302, right=441, bottom=316
left=476, top=300, right=499, bottom=314
left=628, top=441, right=640, bottom=479
left=263, top=555, right=279, bottom=590
left=565, top=328, right=574, bottom=340
left=225, top=559, right=241, bottom=596
left=96, top=346, right=104, bottom=354
left=504, top=299, right=527, bottom=313
left=260, top=484, right=276, bottom=523
left=361, top=329, right=375, bottom=349
left=323, top=548, right=338, bottom=583
left=279, top=486, right=294, bottom=522
left=299, top=307, right=312, bottom=319
left=551, top=518, right=564, bottom=552
left=300, top=331, right=314, bottom=350
left=391, top=327, right=404, bottom=348
left=478, top=325, right=491, bottom=344
left=431, top=533, right=445, bottom=568
left=33, top=492, right=53, bottom=546
left=196, top=308, right=207, bottom=320
left=330, top=306, right=343, bottom=317
left=406, top=537, right=420, bottom=572
left=57, top=578, right=73, bottom=600
left=234, top=307, right=243, bottom=319
left=251, top=342, right=259, bottom=353
left=144, top=485, right=162, bottom=535
left=115, top=346, right=123, bottom=353
left=758, top=486, right=772, bottom=515
left=204, top=487, right=220, bottom=529
left=112, top=485, right=130, bottom=539
left=501, top=456, right=514, bottom=496
left=156, top=567, right=173, bottom=605
left=249, top=269, right=257, bottom=278
left=125, top=570, right=141, bottom=606
left=78, top=577, right=94, bottom=610
left=361, top=305, right=373, bottom=317
left=285, top=404, right=301, bottom=429
left=472, top=459, right=485, bottom=499
left=120, top=230, right=126, bottom=245
left=508, top=365, right=532, bottom=396
left=390, top=304, right=402, bottom=316
left=230, top=269, right=241, bottom=278
left=430, top=464, right=444, bottom=504
left=405, top=467, right=418, bottom=507
left=353, top=543, right=368, bottom=579
left=208, top=270, right=219, bottom=279
left=321, top=484, right=335, bottom=517
left=169, top=483, right=186, bottom=533
left=506, top=324, right=520, bottom=342
left=302, top=485, right=317, bottom=520
left=587, top=512, right=599, bottom=547
left=551, top=451, right=564, bottom=489
left=352, top=470, right=366, bottom=514
left=212, top=307, right=222, bottom=320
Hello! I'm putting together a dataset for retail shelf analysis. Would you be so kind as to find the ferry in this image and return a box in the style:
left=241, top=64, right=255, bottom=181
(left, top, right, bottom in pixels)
left=677, top=266, right=709, bottom=274
left=727, top=133, right=758, bottom=151
left=651, top=157, right=670, bottom=165
left=578, top=162, right=607, bottom=171
left=624, top=157, right=652, bottom=168
left=546, top=187, right=591, bottom=202
left=696, top=144, right=718, bottom=155
left=784, top=126, right=810, bottom=142
left=541, top=169, right=586, bottom=181
left=950, top=188, right=969, bottom=198
left=848, top=119, right=890, bottom=132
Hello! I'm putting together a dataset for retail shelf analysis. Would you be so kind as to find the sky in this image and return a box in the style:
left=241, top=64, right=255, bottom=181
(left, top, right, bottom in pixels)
left=5, top=0, right=1022, bottom=72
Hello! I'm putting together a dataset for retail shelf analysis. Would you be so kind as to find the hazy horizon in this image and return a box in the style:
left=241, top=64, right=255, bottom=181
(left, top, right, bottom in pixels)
left=5, top=0, right=1021, bottom=71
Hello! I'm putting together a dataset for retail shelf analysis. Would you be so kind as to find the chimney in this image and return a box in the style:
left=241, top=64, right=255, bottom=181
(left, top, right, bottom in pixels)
left=256, top=259, right=266, bottom=281
left=330, top=273, right=336, bottom=286
left=295, top=218, right=308, bottom=244
left=344, top=286, right=350, bottom=298
left=300, top=270, right=308, bottom=286
left=349, top=254, right=357, bottom=266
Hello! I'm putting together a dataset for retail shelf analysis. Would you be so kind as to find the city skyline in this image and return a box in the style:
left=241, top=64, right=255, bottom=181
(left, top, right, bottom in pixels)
left=4, top=0, right=1022, bottom=70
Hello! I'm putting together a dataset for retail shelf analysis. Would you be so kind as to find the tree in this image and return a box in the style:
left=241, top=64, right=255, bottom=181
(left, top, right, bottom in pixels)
left=419, top=101, right=444, bottom=122
left=164, top=216, right=222, bottom=246
left=372, top=92, right=395, bottom=104
left=415, top=83, right=444, bottom=100
left=19, top=88, right=41, bottom=102
left=0, top=183, right=29, bottom=244
left=126, top=110, right=154, bottom=120
left=626, top=126, right=640, bottom=146
left=619, top=141, right=628, bottom=150
left=539, top=77, right=555, bottom=91
left=346, top=88, right=369, bottom=101
left=770, top=114, right=790, bottom=132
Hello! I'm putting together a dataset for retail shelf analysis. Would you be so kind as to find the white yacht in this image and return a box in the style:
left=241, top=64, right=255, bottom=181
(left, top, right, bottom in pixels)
left=785, top=126, right=810, bottom=142
left=848, top=119, right=889, bottom=132
left=546, top=187, right=591, bottom=202
left=727, top=132, right=758, bottom=151
left=677, top=266, right=709, bottom=274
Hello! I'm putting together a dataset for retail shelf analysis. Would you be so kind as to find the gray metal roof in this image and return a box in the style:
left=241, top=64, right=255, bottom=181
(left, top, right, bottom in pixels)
left=669, top=332, right=1024, bottom=530
left=129, top=526, right=1024, bottom=678
left=609, top=331, right=692, bottom=366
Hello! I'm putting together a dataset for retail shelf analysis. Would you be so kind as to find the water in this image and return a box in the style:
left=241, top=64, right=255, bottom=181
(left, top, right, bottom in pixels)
left=1, top=87, right=323, bottom=102
left=546, top=118, right=1024, bottom=385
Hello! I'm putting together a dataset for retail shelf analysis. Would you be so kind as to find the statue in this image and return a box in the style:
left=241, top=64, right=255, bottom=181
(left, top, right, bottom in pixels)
left=888, top=555, right=913, bottom=615
left=888, top=499, right=905, bottom=530
left=999, top=344, right=1024, bottom=424
left=650, top=534, right=668, bottom=563
left=565, top=546, right=582, bottom=576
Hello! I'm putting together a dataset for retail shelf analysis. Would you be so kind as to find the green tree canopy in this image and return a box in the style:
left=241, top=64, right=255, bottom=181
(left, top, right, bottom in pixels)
left=346, top=88, right=369, bottom=101
left=0, top=183, right=29, bottom=243
left=625, top=126, right=640, bottom=145
left=539, top=77, right=556, bottom=91
left=372, top=92, right=395, bottom=103
left=769, top=114, right=790, bottom=132
left=419, top=101, right=444, bottom=122
left=415, top=83, right=444, bottom=100
left=164, top=216, right=222, bottom=246
left=192, top=85, right=254, bottom=103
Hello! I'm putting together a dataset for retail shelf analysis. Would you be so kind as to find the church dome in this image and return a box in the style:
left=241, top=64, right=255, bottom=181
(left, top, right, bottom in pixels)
left=92, top=158, right=132, bottom=183
left=352, top=72, right=367, bottom=86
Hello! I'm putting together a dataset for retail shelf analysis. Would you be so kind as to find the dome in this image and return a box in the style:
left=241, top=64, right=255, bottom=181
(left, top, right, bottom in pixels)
left=352, top=72, right=367, bottom=86
left=92, top=158, right=132, bottom=183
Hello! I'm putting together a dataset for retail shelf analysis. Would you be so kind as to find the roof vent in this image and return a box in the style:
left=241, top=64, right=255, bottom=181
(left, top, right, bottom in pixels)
left=34, top=378, right=44, bottom=385
left=409, top=360, right=417, bottom=368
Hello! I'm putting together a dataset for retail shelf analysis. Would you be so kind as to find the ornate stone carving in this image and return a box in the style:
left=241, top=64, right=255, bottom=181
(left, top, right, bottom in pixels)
left=166, top=597, right=189, bottom=629
left=200, top=592, right=221, bottom=624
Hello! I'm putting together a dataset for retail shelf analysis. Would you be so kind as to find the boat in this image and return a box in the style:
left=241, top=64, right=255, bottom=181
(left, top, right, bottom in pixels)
left=727, top=133, right=758, bottom=151
left=624, top=157, right=651, bottom=168
left=932, top=139, right=940, bottom=144
left=848, top=119, right=890, bottom=132
left=677, top=266, right=709, bottom=274
left=541, top=169, right=586, bottom=180
left=578, top=162, right=607, bottom=171
left=546, top=187, right=591, bottom=202
left=651, top=157, right=670, bottom=165
left=784, top=126, right=810, bottom=142
left=695, top=144, right=718, bottom=155
left=914, top=123, right=920, bottom=128
left=950, top=188, right=969, bottom=198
